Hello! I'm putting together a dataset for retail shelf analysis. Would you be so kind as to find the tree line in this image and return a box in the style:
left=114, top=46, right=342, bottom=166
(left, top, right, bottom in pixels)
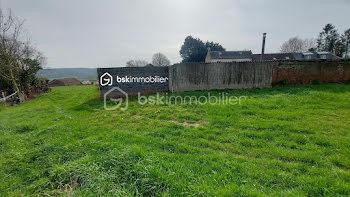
left=280, top=24, right=350, bottom=57
left=179, top=36, right=225, bottom=63
left=0, top=8, right=47, bottom=103
left=126, top=52, right=171, bottom=67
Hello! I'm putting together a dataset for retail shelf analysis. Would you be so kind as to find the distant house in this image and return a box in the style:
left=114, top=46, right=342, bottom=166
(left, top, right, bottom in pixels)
left=82, top=80, right=92, bottom=85
left=49, top=78, right=81, bottom=87
left=205, top=47, right=340, bottom=63
left=252, top=53, right=295, bottom=61
left=295, top=52, right=340, bottom=60
left=205, top=49, right=253, bottom=63
left=252, top=52, right=340, bottom=61
left=304, top=51, right=340, bottom=60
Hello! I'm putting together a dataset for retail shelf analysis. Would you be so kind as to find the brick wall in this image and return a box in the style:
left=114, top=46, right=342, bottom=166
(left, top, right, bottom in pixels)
left=272, top=60, right=350, bottom=85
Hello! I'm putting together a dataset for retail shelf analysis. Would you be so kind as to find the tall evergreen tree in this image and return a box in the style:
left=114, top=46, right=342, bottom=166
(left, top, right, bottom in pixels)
left=335, top=36, right=346, bottom=57
left=317, top=24, right=339, bottom=53
left=205, top=41, right=225, bottom=52
left=180, top=36, right=225, bottom=62
left=342, top=28, right=350, bottom=57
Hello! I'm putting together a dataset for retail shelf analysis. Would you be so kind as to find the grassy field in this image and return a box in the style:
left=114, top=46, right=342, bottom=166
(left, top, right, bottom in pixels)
left=0, top=84, right=349, bottom=196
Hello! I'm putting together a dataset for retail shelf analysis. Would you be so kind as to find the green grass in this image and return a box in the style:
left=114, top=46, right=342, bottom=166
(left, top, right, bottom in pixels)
left=0, top=84, right=349, bottom=196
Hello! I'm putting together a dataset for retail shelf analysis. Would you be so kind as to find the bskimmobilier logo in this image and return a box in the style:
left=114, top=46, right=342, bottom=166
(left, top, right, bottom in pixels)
left=100, top=72, right=113, bottom=86
left=101, top=72, right=129, bottom=110
left=104, top=87, right=128, bottom=111
left=101, top=72, right=246, bottom=111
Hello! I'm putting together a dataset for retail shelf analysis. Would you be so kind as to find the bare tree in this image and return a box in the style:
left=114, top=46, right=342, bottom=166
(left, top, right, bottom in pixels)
left=126, top=59, right=149, bottom=67
left=152, top=53, right=170, bottom=66
left=0, top=8, right=45, bottom=102
left=280, top=37, right=316, bottom=53
left=302, top=38, right=316, bottom=52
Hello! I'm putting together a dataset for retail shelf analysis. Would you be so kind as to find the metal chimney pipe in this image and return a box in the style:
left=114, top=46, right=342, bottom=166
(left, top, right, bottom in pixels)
left=261, top=33, right=266, bottom=60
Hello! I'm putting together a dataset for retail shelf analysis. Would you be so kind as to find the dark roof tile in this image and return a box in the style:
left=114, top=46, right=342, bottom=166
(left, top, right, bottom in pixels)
left=210, top=51, right=252, bottom=59
left=252, top=53, right=295, bottom=61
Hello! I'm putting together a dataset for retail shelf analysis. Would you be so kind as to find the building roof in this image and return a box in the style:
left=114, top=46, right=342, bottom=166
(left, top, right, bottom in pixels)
left=209, top=50, right=341, bottom=62
left=252, top=52, right=341, bottom=61
left=299, top=51, right=340, bottom=60
left=292, top=53, right=304, bottom=60
left=210, top=51, right=252, bottom=59
left=316, top=51, right=340, bottom=59
left=82, top=80, right=92, bottom=85
left=49, top=78, right=81, bottom=87
left=302, top=52, right=314, bottom=55
left=252, top=53, right=295, bottom=61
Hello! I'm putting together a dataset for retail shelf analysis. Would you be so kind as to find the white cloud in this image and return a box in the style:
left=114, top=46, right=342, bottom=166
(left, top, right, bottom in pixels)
left=3, top=0, right=350, bottom=67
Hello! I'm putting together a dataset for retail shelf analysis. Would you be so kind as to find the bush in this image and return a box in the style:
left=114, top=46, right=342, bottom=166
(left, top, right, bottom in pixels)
left=272, top=80, right=287, bottom=87
left=311, top=80, right=322, bottom=85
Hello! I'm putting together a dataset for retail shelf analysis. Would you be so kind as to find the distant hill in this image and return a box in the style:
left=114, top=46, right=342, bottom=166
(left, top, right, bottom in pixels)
left=37, top=68, right=97, bottom=80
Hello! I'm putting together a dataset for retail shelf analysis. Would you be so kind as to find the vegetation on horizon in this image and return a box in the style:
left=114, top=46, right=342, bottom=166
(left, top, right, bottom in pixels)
left=0, top=8, right=47, bottom=103
left=280, top=24, right=350, bottom=57
left=180, top=36, right=225, bottom=62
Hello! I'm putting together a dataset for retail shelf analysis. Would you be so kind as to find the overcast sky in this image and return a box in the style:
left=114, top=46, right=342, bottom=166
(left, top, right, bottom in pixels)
left=2, top=0, right=350, bottom=68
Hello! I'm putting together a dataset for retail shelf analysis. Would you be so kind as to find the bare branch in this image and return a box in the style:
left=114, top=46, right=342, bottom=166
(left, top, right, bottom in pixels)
left=152, top=53, right=170, bottom=66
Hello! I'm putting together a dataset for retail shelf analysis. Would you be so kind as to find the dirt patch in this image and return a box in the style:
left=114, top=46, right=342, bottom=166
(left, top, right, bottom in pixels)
left=169, top=120, right=207, bottom=128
